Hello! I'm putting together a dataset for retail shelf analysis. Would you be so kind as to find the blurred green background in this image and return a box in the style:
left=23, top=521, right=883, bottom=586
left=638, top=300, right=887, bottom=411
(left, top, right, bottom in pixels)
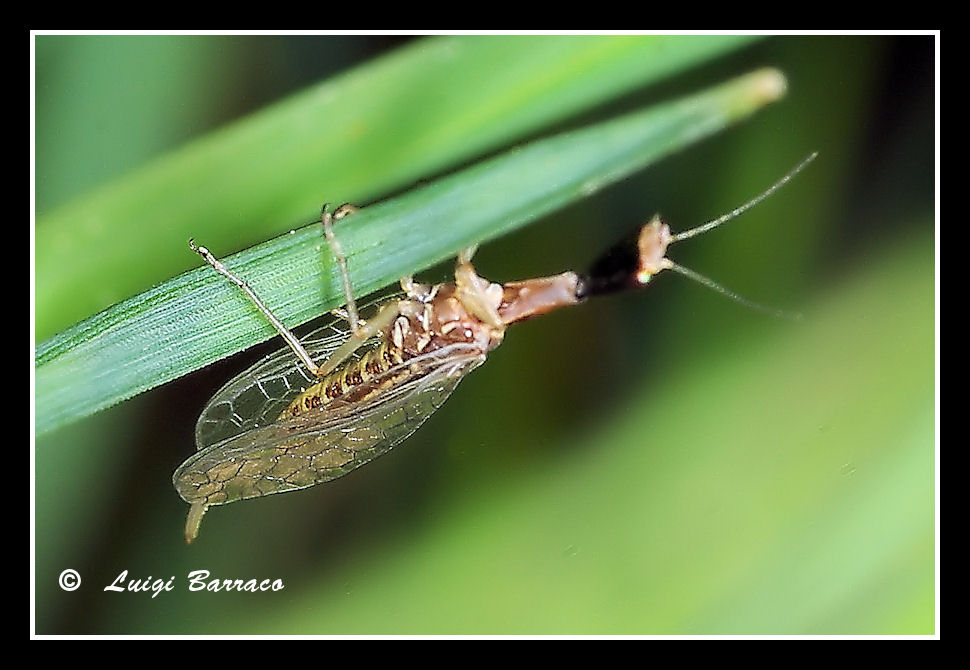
left=33, top=35, right=935, bottom=635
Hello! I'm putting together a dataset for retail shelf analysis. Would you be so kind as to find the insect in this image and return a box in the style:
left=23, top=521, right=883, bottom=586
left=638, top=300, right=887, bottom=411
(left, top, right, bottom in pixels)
left=173, top=154, right=816, bottom=542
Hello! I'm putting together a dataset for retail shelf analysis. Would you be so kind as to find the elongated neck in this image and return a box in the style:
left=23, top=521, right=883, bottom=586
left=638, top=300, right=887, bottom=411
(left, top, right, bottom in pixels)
left=497, top=218, right=674, bottom=325
left=498, top=272, right=583, bottom=325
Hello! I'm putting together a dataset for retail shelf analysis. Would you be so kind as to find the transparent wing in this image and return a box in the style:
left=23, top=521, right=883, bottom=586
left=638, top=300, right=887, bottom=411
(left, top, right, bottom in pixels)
left=174, top=342, right=486, bottom=508
left=194, top=295, right=396, bottom=450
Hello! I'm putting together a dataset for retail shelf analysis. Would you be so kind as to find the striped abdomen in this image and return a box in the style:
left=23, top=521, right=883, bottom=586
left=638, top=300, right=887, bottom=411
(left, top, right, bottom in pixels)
left=280, top=340, right=407, bottom=419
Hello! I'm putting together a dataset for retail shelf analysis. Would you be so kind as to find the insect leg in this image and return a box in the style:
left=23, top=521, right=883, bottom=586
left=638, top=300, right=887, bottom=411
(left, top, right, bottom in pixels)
left=316, top=299, right=402, bottom=377
left=454, top=246, right=503, bottom=329
left=329, top=306, right=366, bottom=329
left=458, top=245, right=479, bottom=266
left=189, top=240, right=322, bottom=376
left=400, top=276, right=438, bottom=303
left=321, top=203, right=361, bottom=336
left=400, top=275, right=419, bottom=296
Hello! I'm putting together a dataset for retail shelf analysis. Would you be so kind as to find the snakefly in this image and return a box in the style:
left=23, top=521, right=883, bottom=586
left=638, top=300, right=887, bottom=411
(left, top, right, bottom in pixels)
left=173, top=154, right=816, bottom=542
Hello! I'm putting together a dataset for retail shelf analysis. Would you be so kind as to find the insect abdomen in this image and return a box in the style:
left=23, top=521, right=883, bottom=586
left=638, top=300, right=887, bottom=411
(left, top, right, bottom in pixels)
left=280, top=341, right=406, bottom=419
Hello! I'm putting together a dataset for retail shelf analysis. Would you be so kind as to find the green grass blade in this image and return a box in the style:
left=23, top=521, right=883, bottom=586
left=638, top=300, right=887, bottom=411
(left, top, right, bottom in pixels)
left=35, top=68, right=786, bottom=437
left=35, top=35, right=759, bottom=340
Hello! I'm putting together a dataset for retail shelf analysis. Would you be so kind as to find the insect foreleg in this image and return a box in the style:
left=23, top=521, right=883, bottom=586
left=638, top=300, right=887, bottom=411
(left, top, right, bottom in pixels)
left=454, top=246, right=504, bottom=330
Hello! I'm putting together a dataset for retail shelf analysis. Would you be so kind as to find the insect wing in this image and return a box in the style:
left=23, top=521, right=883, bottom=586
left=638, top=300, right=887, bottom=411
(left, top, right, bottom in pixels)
left=174, top=343, right=486, bottom=508
left=194, top=297, right=393, bottom=450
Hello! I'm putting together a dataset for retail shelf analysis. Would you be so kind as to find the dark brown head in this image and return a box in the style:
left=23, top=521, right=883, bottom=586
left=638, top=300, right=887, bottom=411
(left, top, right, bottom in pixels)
left=578, top=216, right=673, bottom=299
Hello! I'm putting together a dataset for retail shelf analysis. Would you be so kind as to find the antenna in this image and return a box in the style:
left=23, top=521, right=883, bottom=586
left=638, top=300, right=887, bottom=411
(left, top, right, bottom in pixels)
left=658, top=152, right=817, bottom=319
left=666, top=261, right=803, bottom=320
left=670, top=152, right=818, bottom=243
